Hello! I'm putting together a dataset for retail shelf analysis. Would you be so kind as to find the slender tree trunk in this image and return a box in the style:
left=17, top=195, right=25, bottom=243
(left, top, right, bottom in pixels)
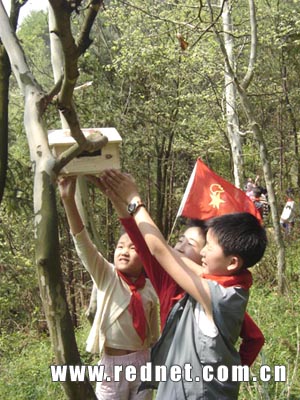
left=236, top=84, right=286, bottom=293
left=0, top=44, right=9, bottom=204
left=155, top=138, right=165, bottom=232
left=50, top=3, right=104, bottom=329
left=25, top=87, right=96, bottom=399
left=0, top=1, right=23, bottom=204
left=281, top=58, right=300, bottom=187
left=222, top=0, right=244, bottom=188
left=277, top=103, right=284, bottom=192
left=76, top=176, right=104, bottom=324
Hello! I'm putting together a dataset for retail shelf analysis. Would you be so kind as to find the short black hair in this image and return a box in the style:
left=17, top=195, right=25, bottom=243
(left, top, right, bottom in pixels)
left=252, top=187, right=262, bottom=197
left=206, top=212, right=267, bottom=269
left=187, top=218, right=208, bottom=233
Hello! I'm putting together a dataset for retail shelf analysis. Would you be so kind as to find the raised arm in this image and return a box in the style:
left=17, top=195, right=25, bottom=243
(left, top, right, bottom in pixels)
left=58, top=177, right=84, bottom=235
left=101, top=170, right=212, bottom=319
left=87, top=176, right=181, bottom=297
left=58, top=177, right=112, bottom=286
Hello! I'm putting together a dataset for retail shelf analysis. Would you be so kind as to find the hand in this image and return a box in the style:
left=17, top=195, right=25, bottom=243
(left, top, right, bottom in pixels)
left=101, top=169, right=141, bottom=204
left=85, top=175, right=106, bottom=193
left=87, top=174, right=129, bottom=217
left=58, top=176, right=77, bottom=202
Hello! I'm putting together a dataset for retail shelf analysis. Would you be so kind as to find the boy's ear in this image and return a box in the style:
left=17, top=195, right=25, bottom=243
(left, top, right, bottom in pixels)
left=226, top=256, right=243, bottom=273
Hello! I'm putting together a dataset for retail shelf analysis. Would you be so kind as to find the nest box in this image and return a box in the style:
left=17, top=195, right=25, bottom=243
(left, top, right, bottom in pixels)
left=48, top=127, right=122, bottom=175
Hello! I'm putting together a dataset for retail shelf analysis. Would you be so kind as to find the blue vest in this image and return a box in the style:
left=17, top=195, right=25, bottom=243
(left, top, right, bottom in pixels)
left=141, top=281, right=248, bottom=399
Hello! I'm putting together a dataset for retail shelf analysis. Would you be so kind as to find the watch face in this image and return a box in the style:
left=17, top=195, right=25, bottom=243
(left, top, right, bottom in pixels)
left=128, top=202, right=136, bottom=214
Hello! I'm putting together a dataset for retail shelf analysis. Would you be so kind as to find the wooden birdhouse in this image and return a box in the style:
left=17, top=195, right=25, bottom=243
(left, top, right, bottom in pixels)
left=48, top=127, right=122, bottom=175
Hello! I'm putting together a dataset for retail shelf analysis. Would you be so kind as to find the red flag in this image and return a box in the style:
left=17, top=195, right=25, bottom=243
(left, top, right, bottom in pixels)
left=177, top=159, right=262, bottom=222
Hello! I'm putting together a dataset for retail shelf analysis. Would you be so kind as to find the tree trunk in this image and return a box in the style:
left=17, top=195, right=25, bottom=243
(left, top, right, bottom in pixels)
left=236, top=84, right=286, bottom=294
left=76, top=176, right=103, bottom=324
left=281, top=59, right=300, bottom=187
left=0, top=44, right=9, bottom=204
left=222, top=0, right=244, bottom=188
left=0, top=2, right=99, bottom=397
left=0, top=0, right=23, bottom=204
left=49, top=2, right=104, bottom=329
left=25, top=87, right=96, bottom=399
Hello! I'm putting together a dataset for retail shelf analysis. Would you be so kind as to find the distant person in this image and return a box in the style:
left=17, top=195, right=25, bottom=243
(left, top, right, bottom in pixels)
left=58, top=177, right=159, bottom=400
left=280, top=188, right=296, bottom=235
left=251, top=187, right=270, bottom=222
left=245, top=175, right=260, bottom=197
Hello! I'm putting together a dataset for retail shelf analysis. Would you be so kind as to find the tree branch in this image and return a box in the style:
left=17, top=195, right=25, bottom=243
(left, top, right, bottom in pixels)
left=53, top=133, right=108, bottom=174
left=48, top=0, right=104, bottom=160
left=77, top=0, right=104, bottom=55
left=0, top=0, right=42, bottom=94
left=190, top=0, right=226, bottom=49
left=241, top=0, right=257, bottom=90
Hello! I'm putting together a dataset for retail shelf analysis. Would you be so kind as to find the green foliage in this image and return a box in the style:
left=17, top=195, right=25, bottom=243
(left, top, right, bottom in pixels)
left=17, top=11, right=52, bottom=88
left=0, top=186, right=39, bottom=332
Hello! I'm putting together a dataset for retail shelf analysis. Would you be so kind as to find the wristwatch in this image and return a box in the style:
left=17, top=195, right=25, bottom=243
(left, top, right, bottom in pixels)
left=127, top=200, right=146, bottom=216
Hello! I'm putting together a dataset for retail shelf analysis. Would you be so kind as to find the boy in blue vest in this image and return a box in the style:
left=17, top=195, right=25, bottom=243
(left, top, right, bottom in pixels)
left=100, top=169, right=267, bottom=400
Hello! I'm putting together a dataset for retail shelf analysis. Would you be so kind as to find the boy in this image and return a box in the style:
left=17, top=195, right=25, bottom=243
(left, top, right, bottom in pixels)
left=58, top=177, right=159, bottom=400
left=100, top=169, right=267, bottom=399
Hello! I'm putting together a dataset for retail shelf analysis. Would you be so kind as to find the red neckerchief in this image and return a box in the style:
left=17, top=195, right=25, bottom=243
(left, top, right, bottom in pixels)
left=201, top=269, right=252, bottom=290
left=117, top=270, right=147, bottom=342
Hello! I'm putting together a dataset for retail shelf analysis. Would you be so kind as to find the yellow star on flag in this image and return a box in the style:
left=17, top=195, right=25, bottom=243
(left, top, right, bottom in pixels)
left=209, top=184, right=226, bottom=209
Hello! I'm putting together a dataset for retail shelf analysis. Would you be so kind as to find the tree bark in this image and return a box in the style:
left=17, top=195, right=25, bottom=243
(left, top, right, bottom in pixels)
left=0, top=44, right=9, bottom=204
left=222, top=0, right=244, bottom=188
left=236, top=84, right=286, bottom=293
left=25, top=85, right=97, bottom=399
left=281, top=60, right=300, bottom=187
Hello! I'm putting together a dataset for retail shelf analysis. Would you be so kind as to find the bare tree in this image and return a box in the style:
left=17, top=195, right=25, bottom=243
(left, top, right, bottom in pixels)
left=207, top=0, right=286, bottom=293
left=221, top=0, right=244, bottom=188
left=49, top=3, right=103, bottom=325
left=0, top=0, right=108, bottom=397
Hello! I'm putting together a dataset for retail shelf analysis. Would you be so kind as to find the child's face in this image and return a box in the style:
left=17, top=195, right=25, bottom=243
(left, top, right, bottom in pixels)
left=114, top=233, right=143, bottom=277
left=174, top=227, right=205, bottom=265
left=200, top=229, right=234, bottom=275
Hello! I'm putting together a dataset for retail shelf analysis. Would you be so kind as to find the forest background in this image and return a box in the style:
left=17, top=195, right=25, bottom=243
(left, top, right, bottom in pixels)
left=0, top=0, right=300, bottom=399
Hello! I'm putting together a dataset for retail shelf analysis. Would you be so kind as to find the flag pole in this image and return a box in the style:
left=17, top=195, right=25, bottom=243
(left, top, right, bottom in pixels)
left=167, top=161, right=198, bottom=243
left=167, top=215, right=179, bottom=243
